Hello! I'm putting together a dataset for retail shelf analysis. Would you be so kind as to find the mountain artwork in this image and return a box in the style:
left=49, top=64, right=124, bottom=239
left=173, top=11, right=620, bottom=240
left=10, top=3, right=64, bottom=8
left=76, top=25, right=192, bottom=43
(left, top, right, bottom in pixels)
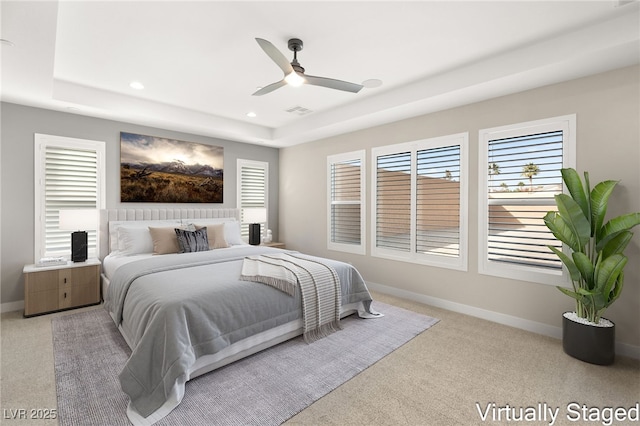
left=120, top=132, right=224, bottom=203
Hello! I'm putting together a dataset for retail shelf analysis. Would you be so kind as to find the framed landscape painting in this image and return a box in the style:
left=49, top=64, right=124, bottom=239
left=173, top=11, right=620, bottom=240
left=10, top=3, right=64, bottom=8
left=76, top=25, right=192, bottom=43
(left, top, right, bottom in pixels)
left=120, top=132, right=224, bottom=203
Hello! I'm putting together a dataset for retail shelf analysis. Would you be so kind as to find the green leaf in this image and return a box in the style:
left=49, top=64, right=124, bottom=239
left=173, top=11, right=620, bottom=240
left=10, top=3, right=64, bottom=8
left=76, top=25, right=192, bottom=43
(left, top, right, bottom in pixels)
left=594, top=253, right=627, bottom=294
left=608, top=271, right=624, bottom=306
left=584, top=172, right=592, bottom=235
left=561, top=168, right=590, bottom=220
left=554, top=193, right=591, bottom=251
left=590, top=179, right=618, bottom=237
left=548, top=246, right=580, bottom=281
left=572, top=252, right=594, bottom=289
left=557, top=286, right=581, bottom=301
left=600, top=231, right=633, bottom=259
left=544, top=211, right=581, bottom=252
left=602, top=269, right=624, bottom=307
left=577, top=287, right=596, bottom=296
left=599, top=212, right=640, bottom=242
left=595, top=271, right=624, bottom=320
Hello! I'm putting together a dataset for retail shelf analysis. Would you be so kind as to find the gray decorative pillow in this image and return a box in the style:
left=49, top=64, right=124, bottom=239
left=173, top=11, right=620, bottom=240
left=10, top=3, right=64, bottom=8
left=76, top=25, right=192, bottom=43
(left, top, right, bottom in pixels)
left=174, top=227, right=209, bottom=253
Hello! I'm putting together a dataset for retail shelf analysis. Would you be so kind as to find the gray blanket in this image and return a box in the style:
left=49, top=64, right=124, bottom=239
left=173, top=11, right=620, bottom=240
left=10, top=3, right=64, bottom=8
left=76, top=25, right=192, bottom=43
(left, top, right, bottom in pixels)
left=240, top=253, right=342, bottom=342
left=104, top=246, right=373, bottom=420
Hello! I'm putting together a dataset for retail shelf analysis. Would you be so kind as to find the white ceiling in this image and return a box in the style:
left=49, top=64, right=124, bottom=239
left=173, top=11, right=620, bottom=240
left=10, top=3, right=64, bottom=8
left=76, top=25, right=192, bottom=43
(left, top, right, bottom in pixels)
left=2, top=1, right=639, bottom=147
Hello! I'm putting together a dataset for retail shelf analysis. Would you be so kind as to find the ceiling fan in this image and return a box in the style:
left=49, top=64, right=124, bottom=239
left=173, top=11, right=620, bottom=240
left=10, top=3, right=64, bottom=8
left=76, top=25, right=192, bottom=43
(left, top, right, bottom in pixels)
left=252, top=37, right=364, bottom=96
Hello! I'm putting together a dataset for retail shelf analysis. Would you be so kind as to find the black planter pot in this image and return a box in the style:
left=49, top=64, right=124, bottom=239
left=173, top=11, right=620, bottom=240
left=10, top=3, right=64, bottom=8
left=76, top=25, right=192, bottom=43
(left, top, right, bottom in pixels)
left=562, top=313, right=615, bottom=365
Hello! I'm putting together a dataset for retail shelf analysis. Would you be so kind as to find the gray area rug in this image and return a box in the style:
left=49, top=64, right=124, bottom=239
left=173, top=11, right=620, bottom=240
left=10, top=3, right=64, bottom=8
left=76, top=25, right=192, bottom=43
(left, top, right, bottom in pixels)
left=52, top=302, right=439, bottom=425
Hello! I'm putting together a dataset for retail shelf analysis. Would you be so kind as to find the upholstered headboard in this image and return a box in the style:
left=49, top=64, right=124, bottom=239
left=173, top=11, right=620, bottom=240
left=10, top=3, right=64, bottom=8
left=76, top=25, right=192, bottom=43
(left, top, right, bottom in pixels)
left=99, top=208, right=240, bottom=261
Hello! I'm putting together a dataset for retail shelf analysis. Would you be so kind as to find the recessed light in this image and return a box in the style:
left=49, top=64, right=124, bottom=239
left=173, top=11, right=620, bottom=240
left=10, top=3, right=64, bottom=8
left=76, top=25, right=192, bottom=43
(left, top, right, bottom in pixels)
left=362, top=79, right=383, bottom=89
left=246, top=112, right=257, bottom=118
left=129, top=81, right=144, bottom=90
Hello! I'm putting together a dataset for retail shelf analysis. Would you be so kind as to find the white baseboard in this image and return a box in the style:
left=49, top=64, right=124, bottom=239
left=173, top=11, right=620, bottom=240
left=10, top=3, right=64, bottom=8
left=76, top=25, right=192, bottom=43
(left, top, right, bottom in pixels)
left=1, top=300, right=24, bottom=314
left=367, top=281, right=640, bottom=360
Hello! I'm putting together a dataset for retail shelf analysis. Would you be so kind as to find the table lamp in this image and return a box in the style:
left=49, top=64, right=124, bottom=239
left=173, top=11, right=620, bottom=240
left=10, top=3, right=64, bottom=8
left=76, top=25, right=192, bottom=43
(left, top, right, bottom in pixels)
left=243, top=208, right=267, bottom=245
left=59, top=209, right=98, bottom=262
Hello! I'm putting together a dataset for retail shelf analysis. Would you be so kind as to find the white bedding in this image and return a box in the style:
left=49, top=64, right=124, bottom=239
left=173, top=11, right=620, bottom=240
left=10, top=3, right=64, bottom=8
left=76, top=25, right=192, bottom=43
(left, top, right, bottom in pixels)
left=103, top=253, right=153, bottom=280
left=102, top=245, right=251, bottom=280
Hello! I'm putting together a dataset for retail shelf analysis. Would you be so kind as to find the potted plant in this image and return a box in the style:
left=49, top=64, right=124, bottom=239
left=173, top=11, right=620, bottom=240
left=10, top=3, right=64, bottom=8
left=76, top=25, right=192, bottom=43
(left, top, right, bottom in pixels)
left=544, top=168, right=640, bottom=365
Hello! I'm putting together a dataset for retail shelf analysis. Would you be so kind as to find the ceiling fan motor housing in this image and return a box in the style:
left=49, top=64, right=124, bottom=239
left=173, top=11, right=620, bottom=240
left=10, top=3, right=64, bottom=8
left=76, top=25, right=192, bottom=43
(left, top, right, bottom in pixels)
left=287, top=38, right=305, bottom=72
left=288, top=38, right=303, bottom=52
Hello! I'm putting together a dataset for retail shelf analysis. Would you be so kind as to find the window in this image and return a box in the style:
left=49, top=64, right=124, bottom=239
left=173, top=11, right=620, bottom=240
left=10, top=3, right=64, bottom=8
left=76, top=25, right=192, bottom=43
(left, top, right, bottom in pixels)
left=34, top=134, right=105, bottom=261
left=237, top=159, right=268, bottom=240
left=478, top=115, right=576, bottom=284
left=327, top=150, right=365, bottom=254
left=371, top=133, right=468, bottom=270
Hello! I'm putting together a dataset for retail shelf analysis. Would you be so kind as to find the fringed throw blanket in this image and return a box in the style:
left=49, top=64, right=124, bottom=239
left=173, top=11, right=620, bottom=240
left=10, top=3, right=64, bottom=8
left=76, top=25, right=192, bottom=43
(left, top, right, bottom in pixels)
left=240, top=253, right=342, bottom=342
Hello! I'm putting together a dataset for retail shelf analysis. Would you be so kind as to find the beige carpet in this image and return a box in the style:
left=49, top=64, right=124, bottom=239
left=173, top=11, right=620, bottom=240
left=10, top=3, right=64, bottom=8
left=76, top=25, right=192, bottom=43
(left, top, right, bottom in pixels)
left=2, top=291, right=639, bottom=426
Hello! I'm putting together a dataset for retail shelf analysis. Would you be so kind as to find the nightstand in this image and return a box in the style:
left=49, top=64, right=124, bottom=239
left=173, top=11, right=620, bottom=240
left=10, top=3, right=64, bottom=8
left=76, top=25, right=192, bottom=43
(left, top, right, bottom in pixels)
left=23, top=258, right=101, bottom=317
left=261, top=242, right=285, bottom=249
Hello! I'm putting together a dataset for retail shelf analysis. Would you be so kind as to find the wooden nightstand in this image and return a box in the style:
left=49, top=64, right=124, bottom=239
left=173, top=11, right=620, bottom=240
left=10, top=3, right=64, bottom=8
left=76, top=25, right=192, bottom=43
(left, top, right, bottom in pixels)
left=261, top=242, right=285, bottom=249
left=23, top=258, right=101, bottom=317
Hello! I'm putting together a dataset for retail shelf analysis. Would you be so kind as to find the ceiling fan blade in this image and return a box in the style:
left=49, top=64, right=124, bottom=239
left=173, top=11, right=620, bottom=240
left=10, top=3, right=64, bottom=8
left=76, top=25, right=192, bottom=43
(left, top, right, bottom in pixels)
left=255, top=38, right=294, bottom=75
left=304, top=74, right=364, bottom=93
left=252, top=79, right=287, bottom=96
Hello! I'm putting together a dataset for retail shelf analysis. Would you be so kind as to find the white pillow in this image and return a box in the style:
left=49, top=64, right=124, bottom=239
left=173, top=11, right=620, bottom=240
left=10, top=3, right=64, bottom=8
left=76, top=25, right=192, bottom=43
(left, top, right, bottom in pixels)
left=109, top=220, right=180, bottom=254
left=117, top=226, right=154, bottom=255
left=224, top=221, right=245, bottom=246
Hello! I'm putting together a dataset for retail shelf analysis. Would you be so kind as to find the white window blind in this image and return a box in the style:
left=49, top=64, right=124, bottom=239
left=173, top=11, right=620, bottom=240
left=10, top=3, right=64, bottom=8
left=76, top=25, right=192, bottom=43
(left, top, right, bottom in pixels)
left=416, top=145, right=461, bottom=257
left=488, top=131, right=563, bottom=269
left=237, top=159, right=268, bottom=239
left=479, top=115, right=576, bottom=285
left=34, top=134, right=105, bottom=261
left=328, top=151, right=365, bottom=254
left=372, top=133, right=468, bottom=270
left=376, top=151, right=411, bottom=252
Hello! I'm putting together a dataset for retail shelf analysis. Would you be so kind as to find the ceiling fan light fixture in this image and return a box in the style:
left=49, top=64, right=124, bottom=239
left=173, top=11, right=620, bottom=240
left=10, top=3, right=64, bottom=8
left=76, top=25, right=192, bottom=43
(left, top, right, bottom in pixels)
left=284, top=72, right=305, bottom=87
left=253, top=37, right=361, bottom=96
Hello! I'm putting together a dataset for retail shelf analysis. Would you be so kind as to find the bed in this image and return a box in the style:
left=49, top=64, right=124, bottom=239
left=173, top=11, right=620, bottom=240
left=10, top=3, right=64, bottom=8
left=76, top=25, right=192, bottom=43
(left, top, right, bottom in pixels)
left=99, top=208, right=378, bottom=425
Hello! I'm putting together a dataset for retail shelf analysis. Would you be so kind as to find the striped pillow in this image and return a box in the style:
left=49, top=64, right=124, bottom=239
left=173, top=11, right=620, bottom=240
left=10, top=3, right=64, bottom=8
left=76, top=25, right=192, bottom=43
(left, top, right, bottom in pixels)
left=175, top=227, right=209, bottom=253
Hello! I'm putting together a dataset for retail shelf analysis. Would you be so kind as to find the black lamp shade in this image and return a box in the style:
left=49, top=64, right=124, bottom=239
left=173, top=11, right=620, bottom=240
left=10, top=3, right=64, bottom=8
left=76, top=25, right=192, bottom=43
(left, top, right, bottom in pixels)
left=71, top=231, right=88, bottom=262
left=249, top=223, right=261, bottom=245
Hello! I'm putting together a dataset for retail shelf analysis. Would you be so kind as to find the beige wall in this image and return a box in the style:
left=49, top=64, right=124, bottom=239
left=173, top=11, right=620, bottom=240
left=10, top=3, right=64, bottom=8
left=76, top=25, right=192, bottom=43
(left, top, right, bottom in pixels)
left=279, top=65, right=640, bottom=348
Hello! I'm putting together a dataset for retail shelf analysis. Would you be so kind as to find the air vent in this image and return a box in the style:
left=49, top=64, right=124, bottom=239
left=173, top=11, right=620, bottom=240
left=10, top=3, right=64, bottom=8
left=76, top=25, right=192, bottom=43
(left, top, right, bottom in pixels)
left=285, top=105, right=313, bottom=116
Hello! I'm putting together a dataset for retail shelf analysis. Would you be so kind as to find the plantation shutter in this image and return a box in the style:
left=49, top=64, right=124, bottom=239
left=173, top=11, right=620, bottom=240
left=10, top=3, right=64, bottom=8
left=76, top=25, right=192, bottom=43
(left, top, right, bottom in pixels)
left=237, top=160, right=268, bottom=239
left=487, top=131, right=564, bottom=269
left=35, top=134, right=105, bottom=260
left=329, top=155, right=364, bottom=251
left=416, top=145, right=460, bottom=257
left=372, top=134, right=467, bottom=270
left=376, top=151, right=411, bottom=252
